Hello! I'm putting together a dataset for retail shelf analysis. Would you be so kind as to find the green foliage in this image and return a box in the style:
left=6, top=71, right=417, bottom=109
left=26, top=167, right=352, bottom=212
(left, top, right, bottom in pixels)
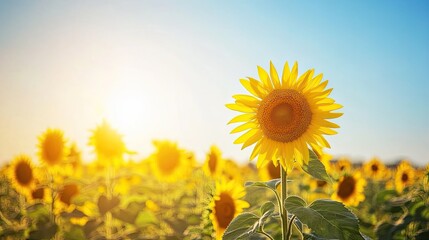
left=301, top=150, right=332, bottom=183
left=286, top=196, right=364, bottom=240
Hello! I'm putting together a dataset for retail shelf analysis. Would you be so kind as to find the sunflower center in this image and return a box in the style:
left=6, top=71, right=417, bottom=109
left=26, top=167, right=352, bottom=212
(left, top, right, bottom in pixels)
left=44, top=135, right=63, bottom=164
left=316, top=180, right=327, bottom=188
left=15, top=161, right=33, bottom=185
left=32, top=188, right=45, bottom=200
left=267, top=161, right=280, bottom=179
left=59, top=184, right=79, bottom=205
left=208, top=153, right=217, bottom=173
left=371, top=164, right=379, bottom=172
left=337, top=176, right=356, bottom=199
left=401, top=173, right=409, bottom=182
left=257, top=89, right=312, bottom=143
left=215, top=193, right=236, bottom=229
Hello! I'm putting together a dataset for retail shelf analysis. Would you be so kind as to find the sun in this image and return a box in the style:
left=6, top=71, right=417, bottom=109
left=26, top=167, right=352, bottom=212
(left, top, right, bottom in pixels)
left=104, top=90, right=148, bottom=138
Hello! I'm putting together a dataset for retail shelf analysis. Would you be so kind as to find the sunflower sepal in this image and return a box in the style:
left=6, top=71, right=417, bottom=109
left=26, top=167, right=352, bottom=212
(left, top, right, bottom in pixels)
left=301, top=150, right=332, bottom=183
left=285, top=197, right=365, bottom=240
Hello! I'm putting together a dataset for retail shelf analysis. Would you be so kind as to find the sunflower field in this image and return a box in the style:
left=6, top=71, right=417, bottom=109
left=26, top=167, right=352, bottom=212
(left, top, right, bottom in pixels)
left=1, top=62, right=429, bottom=240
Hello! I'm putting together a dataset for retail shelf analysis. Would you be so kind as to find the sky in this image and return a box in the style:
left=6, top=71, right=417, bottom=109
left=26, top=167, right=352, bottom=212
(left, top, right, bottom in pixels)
left=0, top=1, right=428, bottom=166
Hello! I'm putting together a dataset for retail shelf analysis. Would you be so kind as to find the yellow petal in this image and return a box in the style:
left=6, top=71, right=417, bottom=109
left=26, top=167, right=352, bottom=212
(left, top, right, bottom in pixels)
left=257, top=66, right=273, bottom=91
left=228, top=113, right=255, bottom=124
left=234, top=129, right=259, bottom=144
left=230, top=122, right=257, bottom=134
left=270, top=61, right=281, bottom=88
left=225, top=103, right=254, bottom=113
left=289, top=61, right=298, bottom=84
left=242, top=130, right=262, bottom=149
left=281, top=61, right=291, bottom=88
left=240, top=79, right=260, bottom=98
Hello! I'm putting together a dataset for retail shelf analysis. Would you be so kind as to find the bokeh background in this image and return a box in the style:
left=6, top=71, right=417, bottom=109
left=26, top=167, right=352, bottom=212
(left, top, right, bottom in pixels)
left=1, top=0, right=428, bottom=165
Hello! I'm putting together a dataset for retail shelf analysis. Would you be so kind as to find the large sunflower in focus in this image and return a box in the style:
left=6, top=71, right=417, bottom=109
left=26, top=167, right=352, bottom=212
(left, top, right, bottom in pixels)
left=7, top=155, right=36, bottom=195
left=210, top=180, right=249, bottom=239
left=89, top=121, right=126, bottom=162
left=363, top=157, right=387, bottom=180
left=227, top=61, right=342, bottom=171
left=203, top=145, right=224, bottom=178
left=38, top=129, right=67, bottom=166
left=150, top=140, right=191, bottom=182
left=332, top=172, right=366, bottom=207
left=395, top=161, right=415, bottom=193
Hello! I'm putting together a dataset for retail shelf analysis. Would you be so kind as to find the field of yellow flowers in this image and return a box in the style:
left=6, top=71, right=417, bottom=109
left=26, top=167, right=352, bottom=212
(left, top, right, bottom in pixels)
left=1, top=62, right=428, bottom=240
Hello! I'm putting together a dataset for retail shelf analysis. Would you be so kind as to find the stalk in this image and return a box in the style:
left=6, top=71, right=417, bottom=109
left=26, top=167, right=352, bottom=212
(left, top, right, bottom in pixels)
left=280, top=166, right=288, bottom=240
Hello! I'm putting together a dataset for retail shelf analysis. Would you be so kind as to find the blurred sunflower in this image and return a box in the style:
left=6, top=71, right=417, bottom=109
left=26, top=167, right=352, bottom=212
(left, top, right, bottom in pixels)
left=55, top=183, right=79, bottom=213
left=38, top=129, right=67, bottom=166
left=332, top=172, right=366, bottom=207
left=227, top=61, right=342, bottom=171
left=363, top=157, right=387, bottom=180
left=221, top=159, right=243, bottom=183
left=150, top=140, right=191, bottom=182
left=203, top=145, right=224, bottom=178
left=89, top=121, right=126, bottom=162
left=29, top=187, right=51, bottom=204
left=395, top=161, right=415, bottom=193
left=258, top=160, right=281, bottom=181
left=334, top=157, right=352, bottom=174
left=7, top=155, right=36, bottom=195
left=210, top=180, right=249, bottom=239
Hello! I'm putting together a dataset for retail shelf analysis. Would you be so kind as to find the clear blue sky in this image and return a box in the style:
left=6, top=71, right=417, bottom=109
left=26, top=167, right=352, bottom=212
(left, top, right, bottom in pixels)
left=0, top=1, right=428, bottom=166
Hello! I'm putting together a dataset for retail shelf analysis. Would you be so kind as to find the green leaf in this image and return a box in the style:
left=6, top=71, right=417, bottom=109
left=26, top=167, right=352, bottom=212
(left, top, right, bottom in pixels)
left=285, top=195, right=306, bottom=210
left=222, top=212, right=260, bottom=240
left=245, top=179, right=281, bottom=191
left=259, top=201, right=275, bottom=228
left=286, top=198, right=364, bottom=240
left=260, top=201, right=275, bottom=214
left=301, top=150, right=332, bottom=182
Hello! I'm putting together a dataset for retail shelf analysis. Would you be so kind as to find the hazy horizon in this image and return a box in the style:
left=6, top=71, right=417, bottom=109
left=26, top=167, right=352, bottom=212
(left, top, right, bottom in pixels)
left=1, top=1, right=428, bottom=167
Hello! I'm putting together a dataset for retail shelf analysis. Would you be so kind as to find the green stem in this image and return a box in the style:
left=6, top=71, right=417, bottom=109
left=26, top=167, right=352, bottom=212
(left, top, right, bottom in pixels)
left=287, top=215, right=296, bottom=240
left=281, top=166, right=288, bottom=240
left=105, top=165, right=112, bottom=239
left=260, top=229, right=275, bottom=240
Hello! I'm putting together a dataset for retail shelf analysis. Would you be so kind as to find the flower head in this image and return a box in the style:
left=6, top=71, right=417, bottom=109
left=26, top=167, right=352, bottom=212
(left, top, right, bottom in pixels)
left=227, top=61, right=342, bottom=171
left=89, top=121, right=126, bottom=161
left=150, top=140, right=191, bottom=182
left=395, top=161, right=415, bottom=193
left=210, top=180, right=249, bottom=239
left=38, top=129, right=67, bottom=166
left=203, top=145, right=224, bottom=178
left=363, top=157, right=387, bottom=180
left=332, top=172, right=366, bottom=207
left=7, top=155, right=36, bottom=195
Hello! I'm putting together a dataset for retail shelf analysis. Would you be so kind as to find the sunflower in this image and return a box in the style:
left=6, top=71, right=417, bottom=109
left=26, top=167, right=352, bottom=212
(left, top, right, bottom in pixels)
left=28, top=187, right=51, bottom=204
left=332, top=172, right=366, bottom=207
left=221, top=159, right=243, bottom=183
left=89, top=120, right=126, bottom=162
left=334, top=157, right=352, bottom=174
left=210, top=180, right=249, bottom=239
left=363, top=157, right=387, bottom=180
left=227, top=61, right=342, bottom=171
left=150, top=140, right=191, bottom=182
left=203, top=145, right=224, bottom=178
left=395, top=161, right=415, bottom=193
left=258, top=160, right=281, bottom=181
left=7, top=155, right=36, bottom=195
left=38, top=129, right=67, bottom=166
